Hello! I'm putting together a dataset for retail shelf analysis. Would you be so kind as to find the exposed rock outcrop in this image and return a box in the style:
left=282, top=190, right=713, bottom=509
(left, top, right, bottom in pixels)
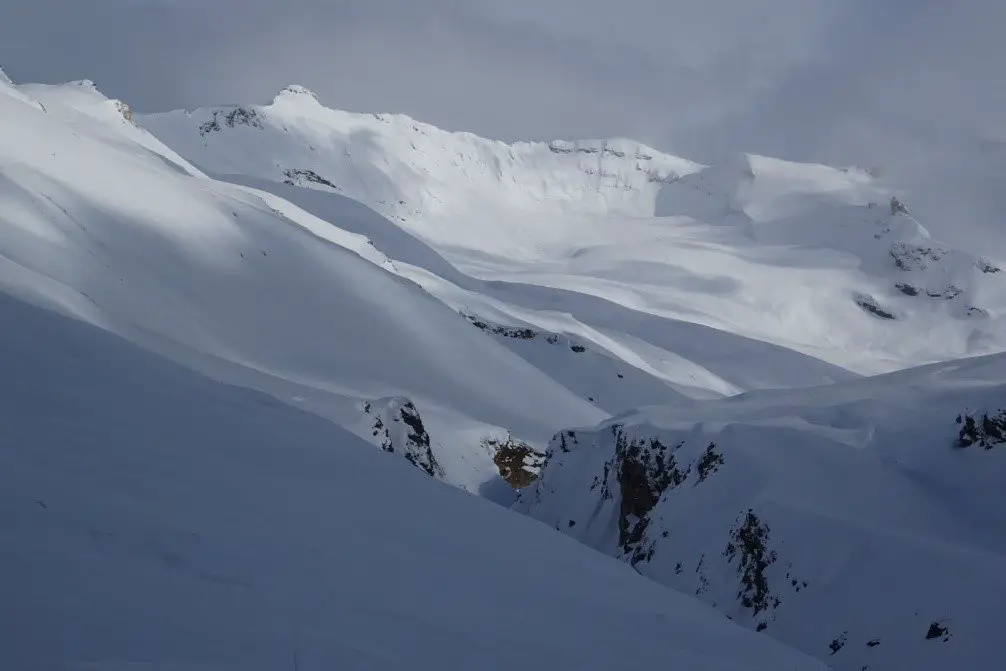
left=485, top=434, right=546, bottom=489
left=362, top=397, right=444, bottom=478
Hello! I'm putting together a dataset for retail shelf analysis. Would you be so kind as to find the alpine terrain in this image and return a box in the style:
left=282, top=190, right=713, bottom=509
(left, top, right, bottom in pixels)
left=1, top=67, right=1003, bottom=670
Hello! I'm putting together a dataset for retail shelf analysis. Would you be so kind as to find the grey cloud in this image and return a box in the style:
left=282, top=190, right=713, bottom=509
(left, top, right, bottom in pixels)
left=1, top=0, right=1003, bottom=251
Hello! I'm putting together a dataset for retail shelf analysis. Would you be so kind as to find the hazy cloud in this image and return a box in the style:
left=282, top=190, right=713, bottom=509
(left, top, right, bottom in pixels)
left=1, top=0, right=1003, bottom=250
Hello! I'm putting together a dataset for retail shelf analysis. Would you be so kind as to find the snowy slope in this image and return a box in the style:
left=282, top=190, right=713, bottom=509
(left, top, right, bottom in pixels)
left=217, top=174, right=856, bottom=405
left=4, top=69, right=1001, bottom=671
left=0, top=75, right=608, bottom=494
left=517, top=353, right=1006, bottom=670
left=140, top=90, right=1006, bottom=377
left=0, top=291, right=825, bottom=670
left=141, top=85, right=696, bottom=257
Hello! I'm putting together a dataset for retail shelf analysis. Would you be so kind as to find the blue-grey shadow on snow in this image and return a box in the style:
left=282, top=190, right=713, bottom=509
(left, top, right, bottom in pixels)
left=216, top=178, right=859, bottom=394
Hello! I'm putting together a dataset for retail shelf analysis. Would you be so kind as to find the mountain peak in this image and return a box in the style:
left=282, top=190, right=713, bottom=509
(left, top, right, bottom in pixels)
left=273, top=84, right=319, bottom=104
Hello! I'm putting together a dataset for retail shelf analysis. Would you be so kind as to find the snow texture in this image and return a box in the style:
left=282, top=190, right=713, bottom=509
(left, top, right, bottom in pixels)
left=0, top=293, right=823, bottom=670
left=518, top=353, right=1006, bottom=670
left=3, top=68, right=1004, bottom=670
left=0, top=72, right=825, bottom=671
left=142, top=90, right=1006, bottom=381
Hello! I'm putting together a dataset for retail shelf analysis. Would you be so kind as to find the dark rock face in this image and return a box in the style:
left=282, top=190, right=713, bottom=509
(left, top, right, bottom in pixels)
left=486, top=434, right=546, bottom=489
left=460, top=311, right=588, bottom=351
left=895, top=283, right=920, bottom=296
left=283, top=168, right=340, bottom=190
left=956, top=410, right=1006, bottom=449
left=976, top=259, right=1001, bottom=274
left=362, top=398, right=444, bottom=478
left=114, top=100, right=135, bottom=124
left=854, top=294, right=897, bottom=320
left=600, top=427, right=686, bottom=563
left=724, top=510, right=781, bottom=620
left=925, top=621, right=952, bottom=642
left=695, top=443, right=725, bottom=484
left=199, top=107, right=264, bottom=136
left=890, top=196, right=911, bottom=216
left=889, top=242, right=946, bottom=272
left=462, top=312, right=538, bottom=340
left=398, top=401, right=439, bottom=476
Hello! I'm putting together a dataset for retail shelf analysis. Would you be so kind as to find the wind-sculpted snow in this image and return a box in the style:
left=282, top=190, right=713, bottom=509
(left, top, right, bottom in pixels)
left=142, top=88, right=1006, bottom=377
left=0, top=75, right=604, bottom=495
left=0, top=291, right=824, bottom=671
left=142, top=85, right=696, bottom=250
left=518, top=353, right=1006, bottom=670
left=197, top=173, right=859, bottom=407
left=2, top=67, right=1001, bottom=671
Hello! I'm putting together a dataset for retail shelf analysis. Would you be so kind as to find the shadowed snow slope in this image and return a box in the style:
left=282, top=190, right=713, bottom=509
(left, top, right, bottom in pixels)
left=3, top=71, right=1000, bottom=670
left=517, top=352, right=1006, bottom=670
left=0, top=292, right=823, bottom=670
left=141, top=91, right=1006, bottom=376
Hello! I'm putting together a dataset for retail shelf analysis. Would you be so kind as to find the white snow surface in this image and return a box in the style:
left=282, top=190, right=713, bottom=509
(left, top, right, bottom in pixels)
left=3, top=71, right=1004, bottom=670
left=517, top=352, right=1006, bottom=670
left=141, top=89, right=1006, bottom=376
left=0, top=291, right=823, bottom=670
left=0, top=76, right=615, bottom=494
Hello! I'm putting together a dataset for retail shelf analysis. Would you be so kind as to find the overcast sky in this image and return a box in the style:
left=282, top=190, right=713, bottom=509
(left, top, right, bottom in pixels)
left=1, top=1, right=1003, bottom=249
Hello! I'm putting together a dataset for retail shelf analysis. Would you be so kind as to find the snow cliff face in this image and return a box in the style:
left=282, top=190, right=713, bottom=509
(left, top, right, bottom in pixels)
left=517, top=354, right=1006, bottom=670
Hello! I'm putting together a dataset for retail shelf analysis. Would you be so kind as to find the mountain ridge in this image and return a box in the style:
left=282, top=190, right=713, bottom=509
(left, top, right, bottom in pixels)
left=139, top=85, right=1006, bottom=378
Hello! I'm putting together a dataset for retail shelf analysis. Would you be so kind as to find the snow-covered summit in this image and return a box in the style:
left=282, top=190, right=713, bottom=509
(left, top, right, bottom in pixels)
left=141, top=93, right=698, bottom=251
left=140, top=94, right=1006, bottom=376
left=274, top=83, right=321, bottom=102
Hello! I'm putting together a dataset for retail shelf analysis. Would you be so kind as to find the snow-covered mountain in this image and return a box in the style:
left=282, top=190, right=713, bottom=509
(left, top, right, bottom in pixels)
left=0, top=290, right=826, bottom=670
left=517, top=353, right=1006, bottom=669
left=141, top=87, right=1006, bottom=377
left=0, top=76, right=619, bottom=495
left=3, top=68, right=1005, bottom=670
